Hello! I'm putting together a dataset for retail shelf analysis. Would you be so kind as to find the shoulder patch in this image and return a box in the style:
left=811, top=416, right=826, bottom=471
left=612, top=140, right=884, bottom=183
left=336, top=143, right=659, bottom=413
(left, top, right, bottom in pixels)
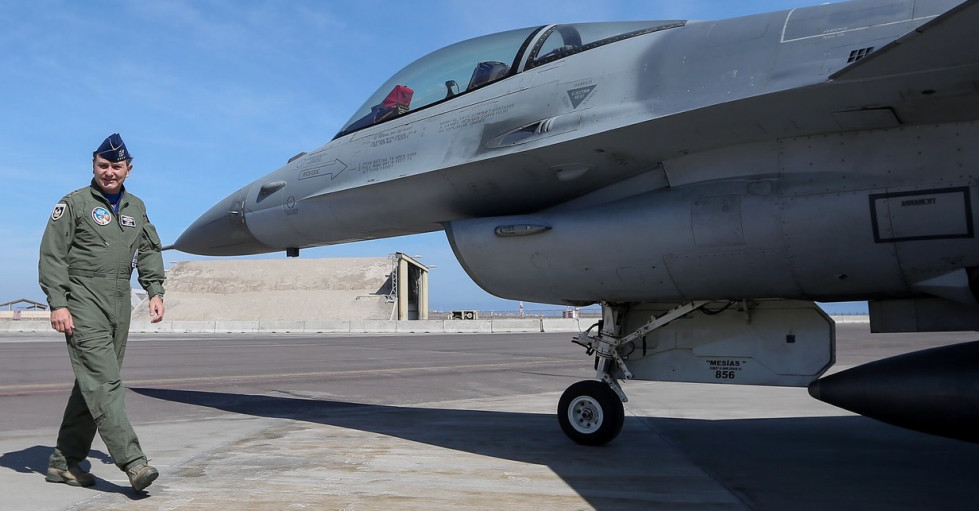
left=51, top=203, right=67, bottom=221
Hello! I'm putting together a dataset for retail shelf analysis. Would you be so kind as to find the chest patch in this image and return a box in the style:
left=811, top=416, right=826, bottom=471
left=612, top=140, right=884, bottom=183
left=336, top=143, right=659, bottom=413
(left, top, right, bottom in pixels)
left=51, top=203, right=67, bottom=221
left=92, top=207, right=112, bottom=226
left=121, top=215, right=136, bottom=228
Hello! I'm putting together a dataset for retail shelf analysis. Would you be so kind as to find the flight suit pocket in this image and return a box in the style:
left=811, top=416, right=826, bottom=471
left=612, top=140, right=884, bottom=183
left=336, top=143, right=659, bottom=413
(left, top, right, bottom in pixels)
left=141, top=223, right=163, bottom=251
left=70, top=329, right=108, bottom=345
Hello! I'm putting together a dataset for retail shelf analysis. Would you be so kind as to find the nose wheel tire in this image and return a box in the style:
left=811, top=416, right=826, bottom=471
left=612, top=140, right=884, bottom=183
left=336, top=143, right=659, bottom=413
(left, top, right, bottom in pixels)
left=558, top=380, right=625, bottom=445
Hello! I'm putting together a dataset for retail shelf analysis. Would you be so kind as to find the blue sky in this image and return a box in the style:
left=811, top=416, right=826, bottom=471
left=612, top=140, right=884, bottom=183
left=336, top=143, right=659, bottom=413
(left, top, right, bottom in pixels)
left=1, top=0, right=865, bottom=313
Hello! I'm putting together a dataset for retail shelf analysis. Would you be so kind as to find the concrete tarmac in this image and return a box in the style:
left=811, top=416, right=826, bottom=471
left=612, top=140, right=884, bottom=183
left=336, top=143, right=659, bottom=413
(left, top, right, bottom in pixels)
left=2, top=324, right=978, bottom=510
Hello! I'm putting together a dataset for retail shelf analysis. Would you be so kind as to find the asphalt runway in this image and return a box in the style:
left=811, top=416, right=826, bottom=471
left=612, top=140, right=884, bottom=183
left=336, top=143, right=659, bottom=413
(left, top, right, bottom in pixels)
left=1, top=324, right=978, bottom=510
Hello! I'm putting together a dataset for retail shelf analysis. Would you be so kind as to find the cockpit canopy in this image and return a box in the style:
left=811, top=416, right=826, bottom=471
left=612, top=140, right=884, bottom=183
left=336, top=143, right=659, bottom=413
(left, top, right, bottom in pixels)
left=335, top=21, right=685, bottom=139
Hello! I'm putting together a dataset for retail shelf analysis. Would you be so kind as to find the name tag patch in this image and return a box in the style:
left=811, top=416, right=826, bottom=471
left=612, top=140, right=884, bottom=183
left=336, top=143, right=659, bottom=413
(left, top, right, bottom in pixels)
left=92, top=207, right=112, bottom=226
left=121, top=215, right=136, bottom=228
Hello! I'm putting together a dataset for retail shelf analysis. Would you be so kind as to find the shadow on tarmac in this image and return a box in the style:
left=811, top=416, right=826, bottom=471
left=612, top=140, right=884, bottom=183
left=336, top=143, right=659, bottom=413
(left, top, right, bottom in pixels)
left=651, top=416, right=979, bottom=510
left=0, top=445, right=61, bottom=476
left=0, top=445, right=112, bottom=476
left=0, top=446, right=150, bottom=497
left=132, top=387, right=979, bottom=511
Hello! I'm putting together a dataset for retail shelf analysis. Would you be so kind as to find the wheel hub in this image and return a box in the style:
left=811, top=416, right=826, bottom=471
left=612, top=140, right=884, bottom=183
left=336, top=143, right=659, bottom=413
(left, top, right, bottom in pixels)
left=569, top=396, right=604, bottom=433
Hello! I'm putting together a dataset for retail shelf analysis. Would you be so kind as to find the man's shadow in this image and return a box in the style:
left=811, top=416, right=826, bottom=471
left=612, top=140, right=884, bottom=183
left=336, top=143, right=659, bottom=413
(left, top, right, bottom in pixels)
left=0, top=445, right=149, bottom=497
left=0, top=445, right=111, bottom=475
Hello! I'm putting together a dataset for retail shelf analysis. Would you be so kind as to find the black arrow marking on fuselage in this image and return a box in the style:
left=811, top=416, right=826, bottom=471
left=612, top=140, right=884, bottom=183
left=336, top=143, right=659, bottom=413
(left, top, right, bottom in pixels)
left=298, top=157, right=348, bottom=181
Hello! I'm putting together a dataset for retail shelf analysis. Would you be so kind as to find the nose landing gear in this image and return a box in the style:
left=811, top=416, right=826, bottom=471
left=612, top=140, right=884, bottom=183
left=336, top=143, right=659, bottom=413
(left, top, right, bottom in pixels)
left=560, top=301, right=710, bottom=445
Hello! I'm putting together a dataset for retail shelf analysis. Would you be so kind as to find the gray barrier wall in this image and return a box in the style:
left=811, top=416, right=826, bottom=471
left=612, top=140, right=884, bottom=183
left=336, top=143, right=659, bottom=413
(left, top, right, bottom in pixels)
left=0, top=318, right=582, bottom=334
left=0, top=316, right=870, bottom=334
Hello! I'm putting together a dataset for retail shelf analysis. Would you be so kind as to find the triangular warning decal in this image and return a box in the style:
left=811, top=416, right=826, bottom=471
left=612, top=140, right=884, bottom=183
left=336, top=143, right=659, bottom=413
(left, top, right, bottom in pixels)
left=567, top=85, right=596, bottom=108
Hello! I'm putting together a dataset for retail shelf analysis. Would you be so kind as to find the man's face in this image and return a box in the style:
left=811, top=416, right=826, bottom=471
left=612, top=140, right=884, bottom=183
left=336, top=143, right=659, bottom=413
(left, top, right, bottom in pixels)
left=92, top=154, right=131, bottom=195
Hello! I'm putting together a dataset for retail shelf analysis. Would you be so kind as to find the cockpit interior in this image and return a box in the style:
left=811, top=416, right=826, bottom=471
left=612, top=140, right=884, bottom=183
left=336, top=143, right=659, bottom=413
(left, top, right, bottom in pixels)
left=334, top=21, right=685, bottom=139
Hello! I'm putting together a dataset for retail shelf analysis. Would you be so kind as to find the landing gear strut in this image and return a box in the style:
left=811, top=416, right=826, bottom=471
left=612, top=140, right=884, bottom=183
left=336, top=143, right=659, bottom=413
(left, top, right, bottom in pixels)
left=559, top=301, right=709, bottom=445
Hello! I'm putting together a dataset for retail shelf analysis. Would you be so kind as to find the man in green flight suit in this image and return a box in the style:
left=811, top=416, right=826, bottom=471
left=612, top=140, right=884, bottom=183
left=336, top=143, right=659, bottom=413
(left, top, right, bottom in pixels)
left=39, top=133, right=166, bottom=492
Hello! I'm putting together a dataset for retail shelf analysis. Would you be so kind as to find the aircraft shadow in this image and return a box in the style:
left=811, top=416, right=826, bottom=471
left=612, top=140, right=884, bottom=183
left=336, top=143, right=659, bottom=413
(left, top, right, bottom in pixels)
left=132, top=387, right=979, bottom=510
left=648, top=415, right=979, bottom=511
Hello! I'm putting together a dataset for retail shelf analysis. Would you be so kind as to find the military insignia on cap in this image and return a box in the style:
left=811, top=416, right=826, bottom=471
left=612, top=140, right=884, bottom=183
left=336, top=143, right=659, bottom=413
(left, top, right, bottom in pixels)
left=52, top=203, right=66, bottom=221
left=92, top=207, right=112, bottom=226
left=95, top=133, right=132, bottom=163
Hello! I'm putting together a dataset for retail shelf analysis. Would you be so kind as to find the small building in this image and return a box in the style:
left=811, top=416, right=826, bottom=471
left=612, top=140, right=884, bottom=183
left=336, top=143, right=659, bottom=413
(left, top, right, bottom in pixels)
left=392, top=253, right=429, bottom=320
left=0, top=299, right=49, bottom=321
left=0, top=299, right=48, bottom=311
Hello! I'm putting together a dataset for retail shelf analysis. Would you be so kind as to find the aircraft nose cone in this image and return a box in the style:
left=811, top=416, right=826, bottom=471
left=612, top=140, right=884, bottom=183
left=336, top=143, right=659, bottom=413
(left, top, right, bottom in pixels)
left=174, top=186, right=274, bottom=256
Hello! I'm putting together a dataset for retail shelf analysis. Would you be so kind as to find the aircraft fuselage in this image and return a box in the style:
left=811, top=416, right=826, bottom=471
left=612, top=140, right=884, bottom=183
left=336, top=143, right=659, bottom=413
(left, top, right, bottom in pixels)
left=177, top=0, right=977, bottom=310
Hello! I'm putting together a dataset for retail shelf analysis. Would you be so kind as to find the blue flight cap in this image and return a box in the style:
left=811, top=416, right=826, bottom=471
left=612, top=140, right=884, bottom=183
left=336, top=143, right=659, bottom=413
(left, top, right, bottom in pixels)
left=94, top=133, right=132, bottom=162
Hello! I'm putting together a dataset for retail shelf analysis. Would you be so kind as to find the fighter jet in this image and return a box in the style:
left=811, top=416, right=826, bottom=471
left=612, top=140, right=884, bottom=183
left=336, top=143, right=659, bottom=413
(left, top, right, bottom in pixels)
left=175, top=0, right=979, bottom=445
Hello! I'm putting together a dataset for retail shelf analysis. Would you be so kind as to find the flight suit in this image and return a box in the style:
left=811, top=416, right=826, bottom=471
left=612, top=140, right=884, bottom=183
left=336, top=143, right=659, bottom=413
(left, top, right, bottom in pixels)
left=38, top=179, right=165, bottom=471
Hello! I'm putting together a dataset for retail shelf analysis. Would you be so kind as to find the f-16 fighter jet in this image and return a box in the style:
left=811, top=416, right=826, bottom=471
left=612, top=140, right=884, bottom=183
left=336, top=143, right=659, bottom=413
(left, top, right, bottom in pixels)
left=176, top=0, right=979, bottom=445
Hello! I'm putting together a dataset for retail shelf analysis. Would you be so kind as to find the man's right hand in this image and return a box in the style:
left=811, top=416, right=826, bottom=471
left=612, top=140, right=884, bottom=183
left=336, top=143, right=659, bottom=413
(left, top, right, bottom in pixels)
left=50, top=308, right=74, bottom=335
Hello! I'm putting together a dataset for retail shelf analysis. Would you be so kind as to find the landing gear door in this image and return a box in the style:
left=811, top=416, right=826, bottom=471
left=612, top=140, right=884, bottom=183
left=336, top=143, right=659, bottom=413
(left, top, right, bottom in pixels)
left=614, top=300, right=835, bottom=387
